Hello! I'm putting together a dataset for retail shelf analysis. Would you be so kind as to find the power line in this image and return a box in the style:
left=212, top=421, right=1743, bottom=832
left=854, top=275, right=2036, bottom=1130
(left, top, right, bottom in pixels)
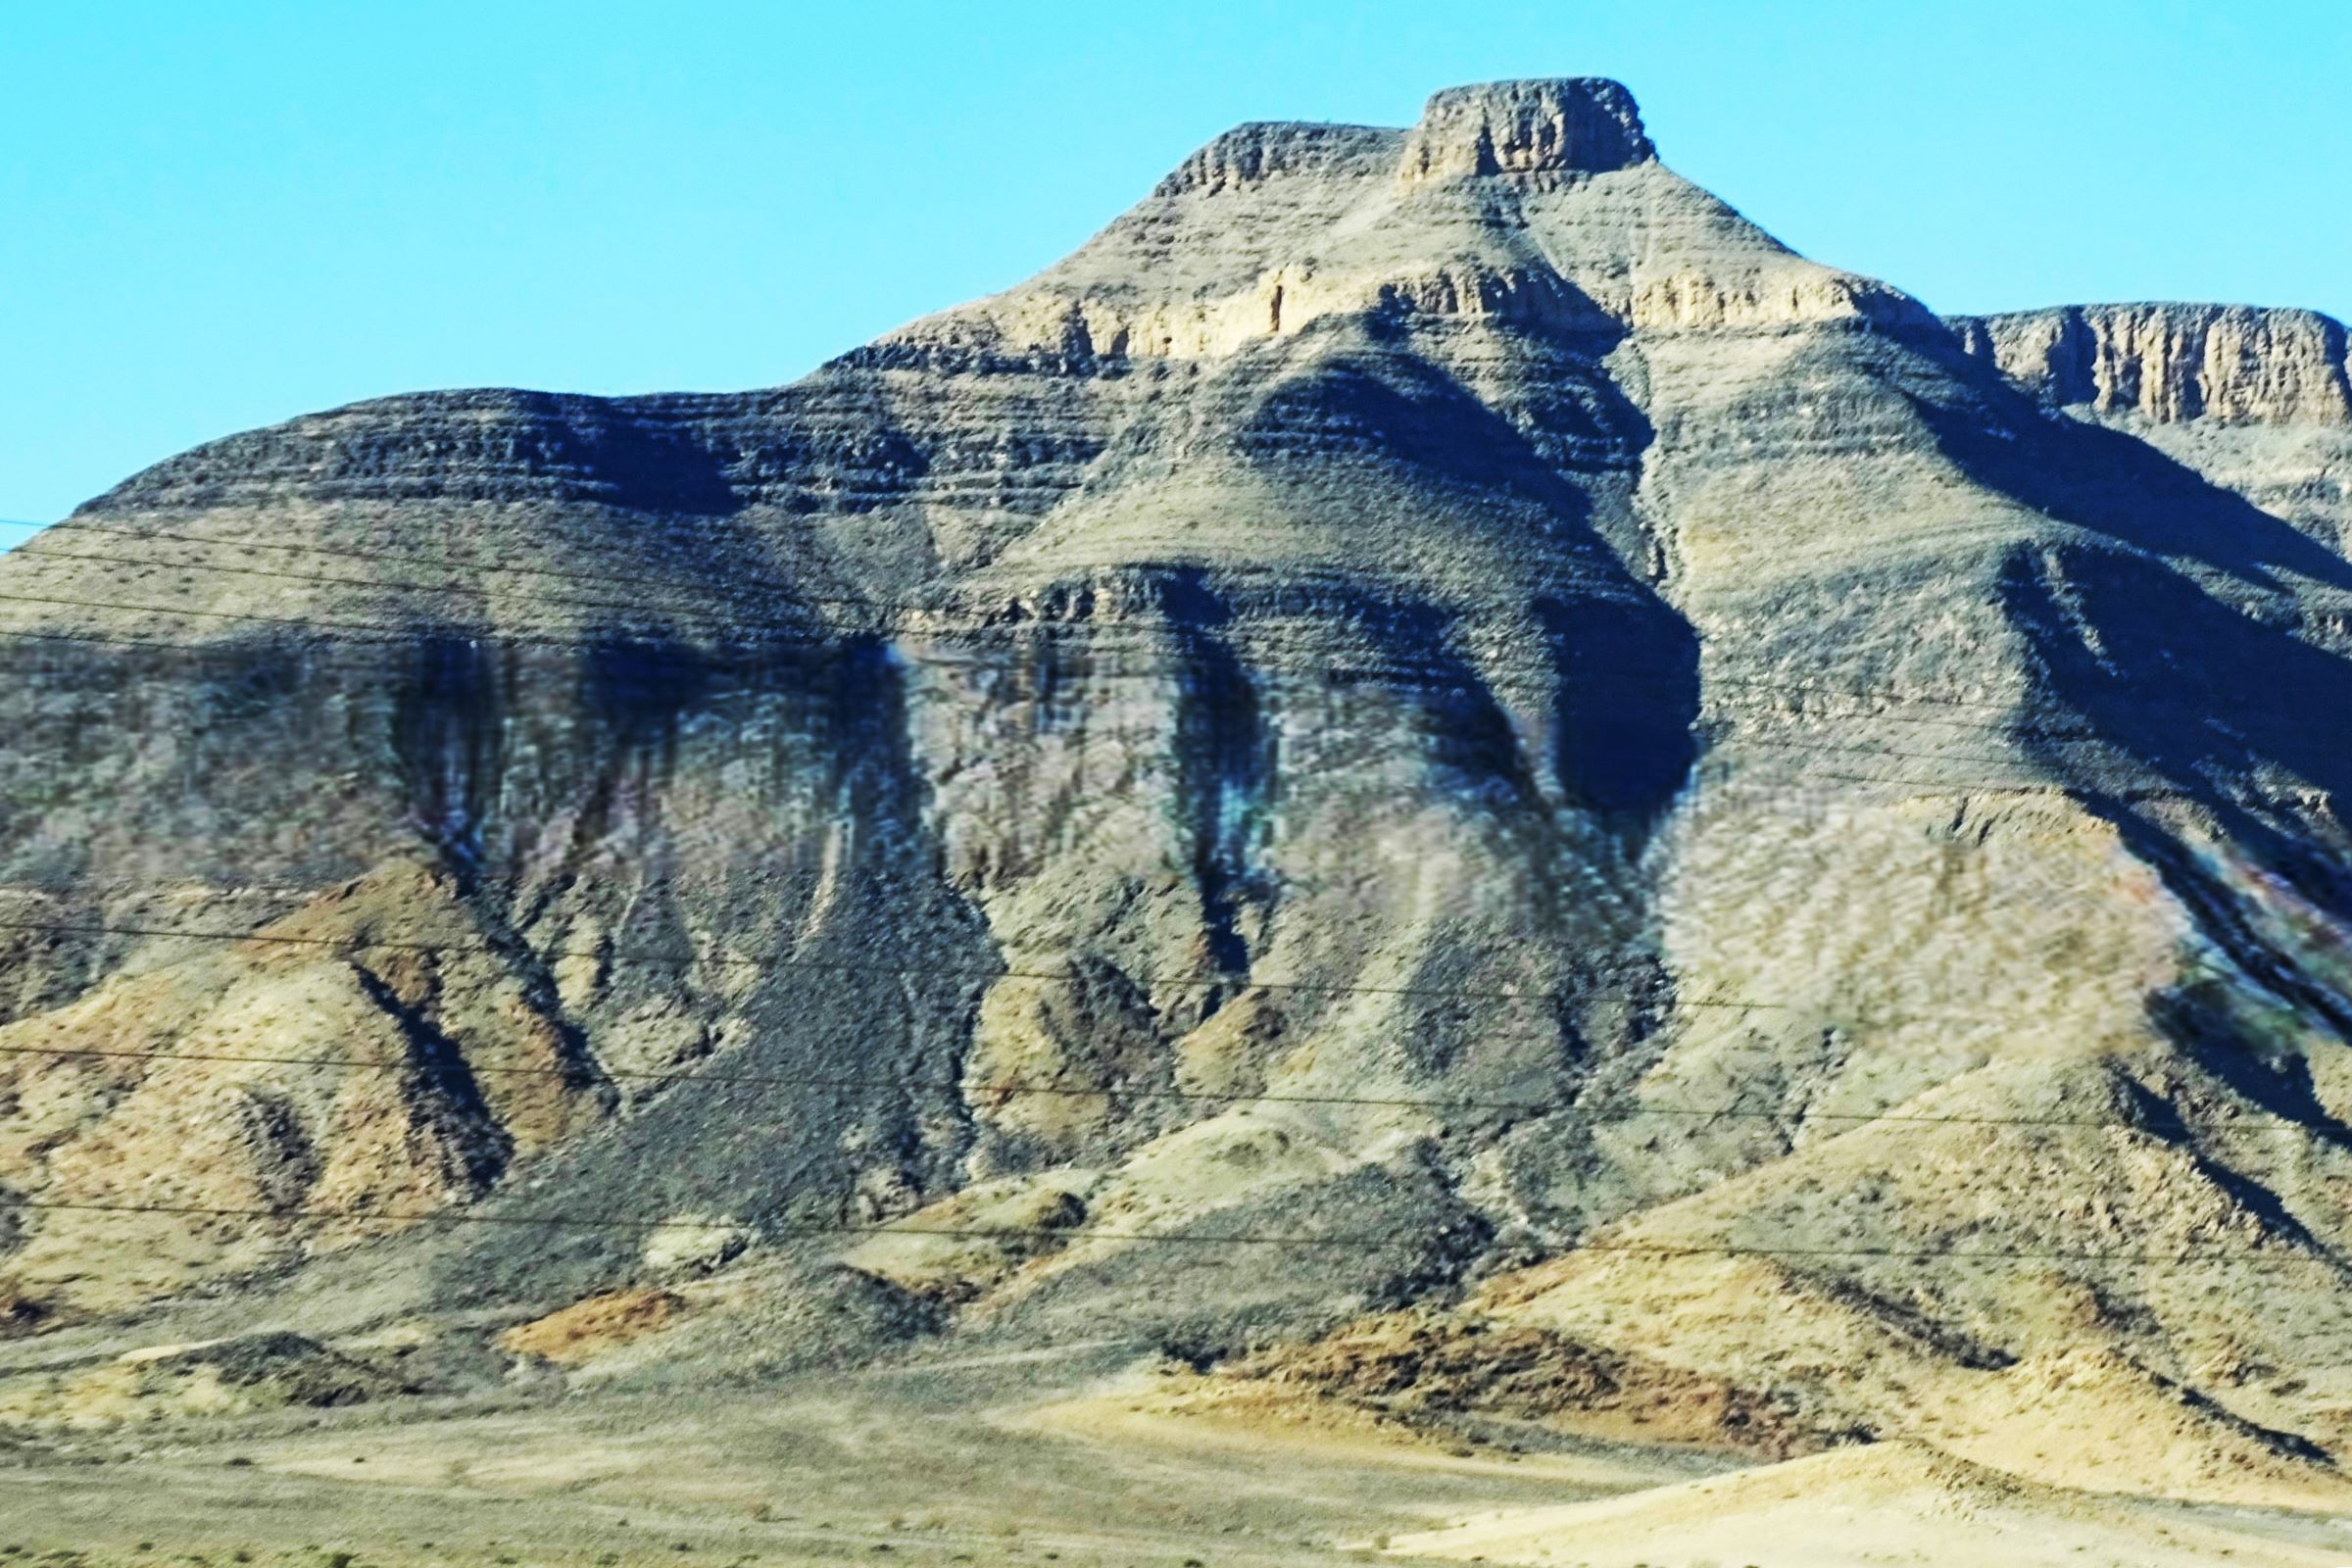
left=0, top=620, right=2230, bottom=815
left=0, top=905, right=2203, bottom=1040
left=43, top=516, right=854, bottom=612
left=0, top=575, right=2264, bottom=794
left=0, top=613, right=2092, bottom=783
left=0, top=902, right=1786, bottom=1076
left=0, top=807, right=2308, bottom=1119
left=0, top=797, right=2281, bottom=1153
left=0, top=907, right=1680, bottom=1009
left=31, top=521, right=1665, bottom=670
left=0, top=622, right=2189, bottom=816
left=0, top=618, right=2291, bottom=1096
left=0, top=1038, right=2322, bottom=1141
left=0, top=622, right=2111, bottom=791
left=10, top=521, right=2344, bottom=1281
left=0, top=561, right=2336, bottom=1135
left=0, top=519, right=2098, bottom=719
left=0, top=575, right=1919, bottom=748
left=10, top=533, right=2334, bottom=796
left=1, top=1193, right=2336, bottom=1271
left=20, top=531, right=2335, bottom=787
left=1, top=527, right=2092, bottom=726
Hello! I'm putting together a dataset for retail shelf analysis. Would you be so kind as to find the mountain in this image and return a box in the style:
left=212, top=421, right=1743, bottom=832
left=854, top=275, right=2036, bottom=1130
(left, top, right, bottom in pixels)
left=3, top=76, right=2352, bottom=1511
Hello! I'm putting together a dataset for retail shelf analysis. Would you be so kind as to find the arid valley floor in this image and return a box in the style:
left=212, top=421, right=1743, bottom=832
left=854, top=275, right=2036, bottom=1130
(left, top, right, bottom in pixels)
left=15, top=1361, right=2352, bottom=1568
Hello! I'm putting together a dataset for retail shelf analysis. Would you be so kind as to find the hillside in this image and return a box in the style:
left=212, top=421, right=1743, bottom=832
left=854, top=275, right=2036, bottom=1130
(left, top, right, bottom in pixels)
left=2, top=76, right=2351, bottom=1539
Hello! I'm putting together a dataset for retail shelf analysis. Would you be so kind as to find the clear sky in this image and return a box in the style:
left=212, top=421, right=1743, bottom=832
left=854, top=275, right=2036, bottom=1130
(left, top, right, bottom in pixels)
left=4, top=0, right=2346, bottom=524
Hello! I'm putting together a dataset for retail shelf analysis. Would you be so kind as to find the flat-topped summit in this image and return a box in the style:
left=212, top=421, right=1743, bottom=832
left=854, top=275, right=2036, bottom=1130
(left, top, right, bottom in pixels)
left=1398, top=76, right=1654, bottom=180
left=1152, top=78, right=1655, bottom=200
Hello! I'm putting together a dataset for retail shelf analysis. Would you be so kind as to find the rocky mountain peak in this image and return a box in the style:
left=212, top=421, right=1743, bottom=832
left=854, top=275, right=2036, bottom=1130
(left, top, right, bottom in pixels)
left=1396, top=77, right=1654, bottom=181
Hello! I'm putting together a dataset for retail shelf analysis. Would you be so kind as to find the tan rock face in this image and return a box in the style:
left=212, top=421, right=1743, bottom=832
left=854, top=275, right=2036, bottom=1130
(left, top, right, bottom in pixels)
left=1396, top=78, right=1655, bottom=180
left=875, top=74, right=1861, bottom=368
left=1152, top=122, right=1398, bottom=198
left=0, top=864, right=609, bottom=1312
left=1952, top=303, right=2352, bottom=424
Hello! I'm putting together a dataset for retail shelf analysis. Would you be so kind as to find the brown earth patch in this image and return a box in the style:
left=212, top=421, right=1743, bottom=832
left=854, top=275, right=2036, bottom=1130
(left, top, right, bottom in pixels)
left=498, top=1288, right=690, bottom=1366
left=1224, top=1308, right=1861, bottom=1458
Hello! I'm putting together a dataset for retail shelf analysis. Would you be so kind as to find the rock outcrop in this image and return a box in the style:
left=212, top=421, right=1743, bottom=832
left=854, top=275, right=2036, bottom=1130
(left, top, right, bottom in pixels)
left=1396, top=77, right=1656, bottom=180
left=1951, top=302, right=2352, bottom=424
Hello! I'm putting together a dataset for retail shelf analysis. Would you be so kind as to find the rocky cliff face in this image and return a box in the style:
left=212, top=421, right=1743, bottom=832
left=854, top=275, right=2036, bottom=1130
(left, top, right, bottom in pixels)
left=1951, top=304, right=2352, bottom=561
left=1396, top=76, right=1655, bottom=180
left=4, top=77, right=2352, bottom=1503
left=1951, top=303, right=2352, bottom=424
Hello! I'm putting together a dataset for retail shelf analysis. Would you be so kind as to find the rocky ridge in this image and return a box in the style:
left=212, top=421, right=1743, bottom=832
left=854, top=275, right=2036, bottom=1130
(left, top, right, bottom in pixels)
left=1951, top=302, right=2352, bottom=424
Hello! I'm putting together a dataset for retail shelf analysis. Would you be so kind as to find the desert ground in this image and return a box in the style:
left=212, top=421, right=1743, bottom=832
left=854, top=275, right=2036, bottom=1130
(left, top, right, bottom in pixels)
left=8, top=1351, right=2352, bottom=1568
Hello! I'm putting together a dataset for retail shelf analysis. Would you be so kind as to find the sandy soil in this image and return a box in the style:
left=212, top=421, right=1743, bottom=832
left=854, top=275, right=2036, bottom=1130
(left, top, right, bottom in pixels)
left=3, top=1367, right=2349, bottom=1568
left=1383, top=1441, right=2352, bottom=1567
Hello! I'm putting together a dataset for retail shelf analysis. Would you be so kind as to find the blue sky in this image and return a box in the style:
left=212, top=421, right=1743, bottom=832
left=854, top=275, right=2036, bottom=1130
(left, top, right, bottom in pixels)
left=4, top=0, right=2345, bottom=524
